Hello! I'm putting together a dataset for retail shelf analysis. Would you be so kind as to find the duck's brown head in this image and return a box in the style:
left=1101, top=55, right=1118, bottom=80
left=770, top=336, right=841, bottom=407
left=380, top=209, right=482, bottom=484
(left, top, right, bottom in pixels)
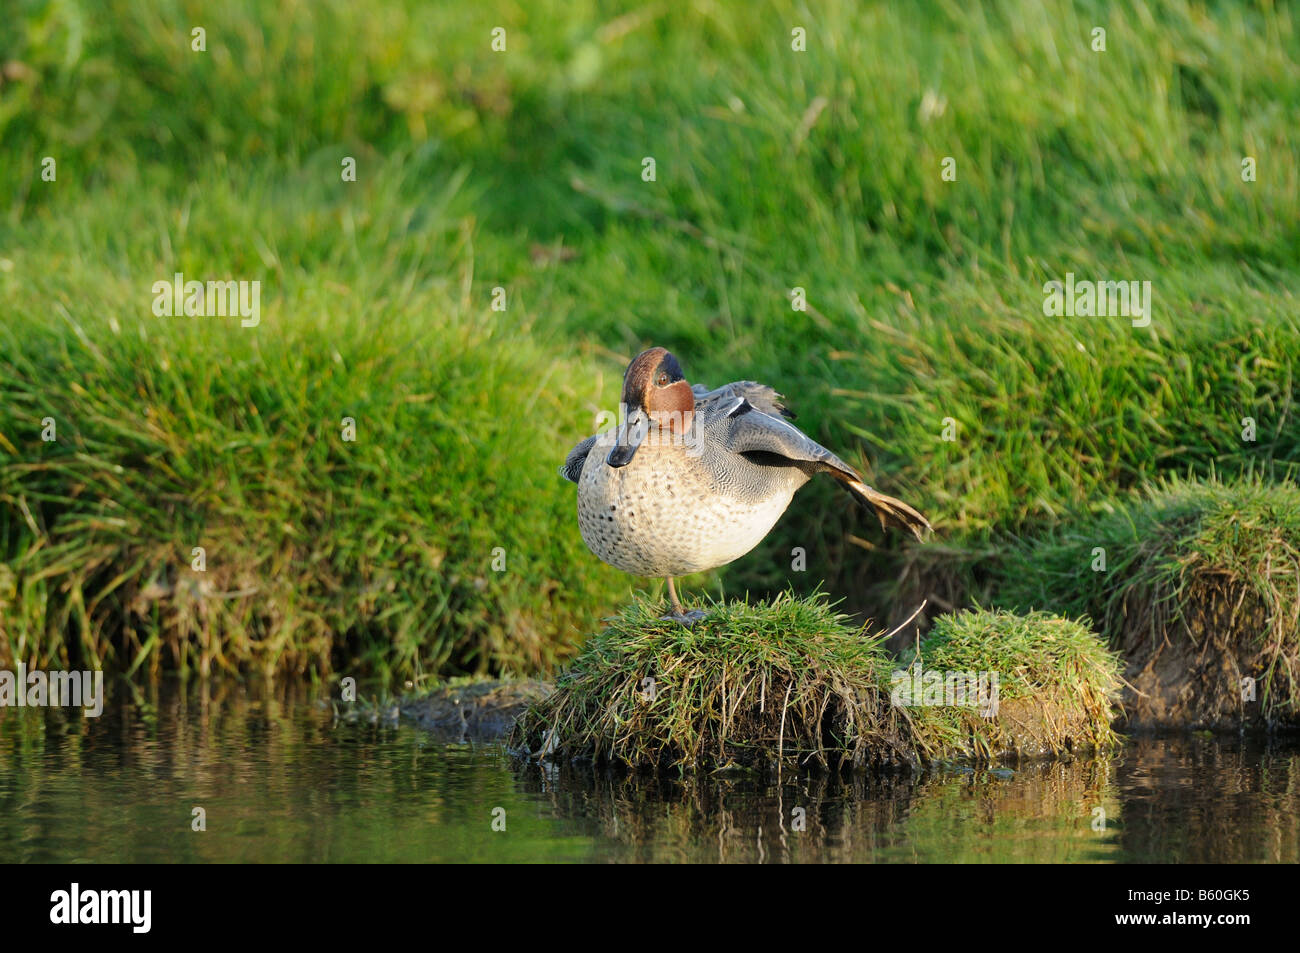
left=607, top=347, right=696, bottom=468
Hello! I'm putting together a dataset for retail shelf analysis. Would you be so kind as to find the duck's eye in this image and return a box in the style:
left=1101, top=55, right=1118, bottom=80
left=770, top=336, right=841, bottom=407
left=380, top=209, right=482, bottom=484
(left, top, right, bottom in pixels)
left=656, top=373, right=669, bottom=386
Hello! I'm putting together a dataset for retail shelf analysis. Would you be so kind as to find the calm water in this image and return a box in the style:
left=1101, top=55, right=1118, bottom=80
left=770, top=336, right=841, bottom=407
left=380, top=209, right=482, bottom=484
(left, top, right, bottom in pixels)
left=2, top=680, right=1297, bottom=863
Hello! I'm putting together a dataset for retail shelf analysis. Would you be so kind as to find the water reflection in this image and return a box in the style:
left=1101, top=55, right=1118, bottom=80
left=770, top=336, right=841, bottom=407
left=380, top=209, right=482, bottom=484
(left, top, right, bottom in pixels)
left=1112, top=735, right=1300, bottom=863
left=516, top=759, right=1120, bottom=863
left=1, top=680, right=1296, bottom=863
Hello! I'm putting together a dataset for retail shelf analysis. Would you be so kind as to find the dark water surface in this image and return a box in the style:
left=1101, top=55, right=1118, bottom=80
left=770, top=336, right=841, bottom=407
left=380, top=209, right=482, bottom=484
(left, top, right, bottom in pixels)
left=2, top=681, right=1296, bottom=863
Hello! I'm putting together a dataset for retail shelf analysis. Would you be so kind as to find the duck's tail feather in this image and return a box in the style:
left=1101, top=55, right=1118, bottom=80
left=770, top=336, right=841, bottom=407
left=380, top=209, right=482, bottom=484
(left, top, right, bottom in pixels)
left=841, top=478, right=932, bottom=542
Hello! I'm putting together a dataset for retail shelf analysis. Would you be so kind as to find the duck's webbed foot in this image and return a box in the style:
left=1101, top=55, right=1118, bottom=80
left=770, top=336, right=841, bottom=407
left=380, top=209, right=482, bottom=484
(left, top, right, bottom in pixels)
left=659, top=608, right=709, bottom=627
left=662, top=578, right=708, bottom=626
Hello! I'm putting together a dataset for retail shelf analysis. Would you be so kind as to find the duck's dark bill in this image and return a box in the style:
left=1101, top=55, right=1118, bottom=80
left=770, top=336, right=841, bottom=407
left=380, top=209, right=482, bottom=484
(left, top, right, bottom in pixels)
left=606, top=414, right=646, bottom=468
left=606, top=442, right=639, bottom=468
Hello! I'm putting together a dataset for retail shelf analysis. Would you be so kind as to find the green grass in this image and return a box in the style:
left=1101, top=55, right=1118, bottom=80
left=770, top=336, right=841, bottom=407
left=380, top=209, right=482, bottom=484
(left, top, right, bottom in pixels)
left=2, top=0, right=1298, bottom=678
left=998, top=477, right=1300, bottom=725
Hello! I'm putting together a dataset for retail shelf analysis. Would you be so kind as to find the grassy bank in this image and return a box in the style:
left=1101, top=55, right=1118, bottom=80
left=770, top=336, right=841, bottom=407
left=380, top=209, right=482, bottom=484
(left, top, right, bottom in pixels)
left=999, top=478, right=1300, bottom=728
left=0, top=162, right=630, bottom=678
left=2, top=0, right=1298, bottom=677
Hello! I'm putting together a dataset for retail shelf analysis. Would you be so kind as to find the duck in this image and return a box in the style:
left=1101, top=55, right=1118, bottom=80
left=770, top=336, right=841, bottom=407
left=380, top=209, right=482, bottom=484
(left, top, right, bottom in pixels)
left=561, top=347, right=931, bottom=624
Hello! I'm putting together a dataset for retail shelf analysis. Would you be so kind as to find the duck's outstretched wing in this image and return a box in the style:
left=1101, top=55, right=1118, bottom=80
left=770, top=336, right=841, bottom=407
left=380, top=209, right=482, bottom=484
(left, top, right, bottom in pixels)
left=715, top=397, right=932, bottom=542
left=713, top=396, right=856, bottom=476
left=559, top=434, right=598, bottom=484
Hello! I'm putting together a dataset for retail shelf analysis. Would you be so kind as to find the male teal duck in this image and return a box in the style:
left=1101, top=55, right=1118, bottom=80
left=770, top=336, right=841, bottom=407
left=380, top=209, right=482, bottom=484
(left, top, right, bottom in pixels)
left=561, top=347, right=931, bottom=624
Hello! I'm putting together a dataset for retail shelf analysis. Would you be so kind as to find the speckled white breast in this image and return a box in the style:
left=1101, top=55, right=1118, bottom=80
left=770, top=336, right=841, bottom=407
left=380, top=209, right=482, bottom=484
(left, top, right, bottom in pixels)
left=576, top=441, right=798, bottom=577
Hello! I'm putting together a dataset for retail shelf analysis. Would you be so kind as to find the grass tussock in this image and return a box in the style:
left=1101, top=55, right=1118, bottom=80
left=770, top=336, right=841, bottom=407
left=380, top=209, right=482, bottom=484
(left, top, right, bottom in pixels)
left=512, top=596, right=1122, bottom=771
left=904, top=609, right=1124, bottom=760
left=999, top=478, right=1300, bottom=728
left=511, top=593, right=914, bottom=772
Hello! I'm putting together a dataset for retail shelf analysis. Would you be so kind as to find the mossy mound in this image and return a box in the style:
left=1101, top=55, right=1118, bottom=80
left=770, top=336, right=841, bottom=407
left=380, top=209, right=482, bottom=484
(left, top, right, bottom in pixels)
left=400, top=678, right=551, bottom=741
left=511, top=596, right=1122, bottom=771
left=999, top=478, right=1300, bottom=729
